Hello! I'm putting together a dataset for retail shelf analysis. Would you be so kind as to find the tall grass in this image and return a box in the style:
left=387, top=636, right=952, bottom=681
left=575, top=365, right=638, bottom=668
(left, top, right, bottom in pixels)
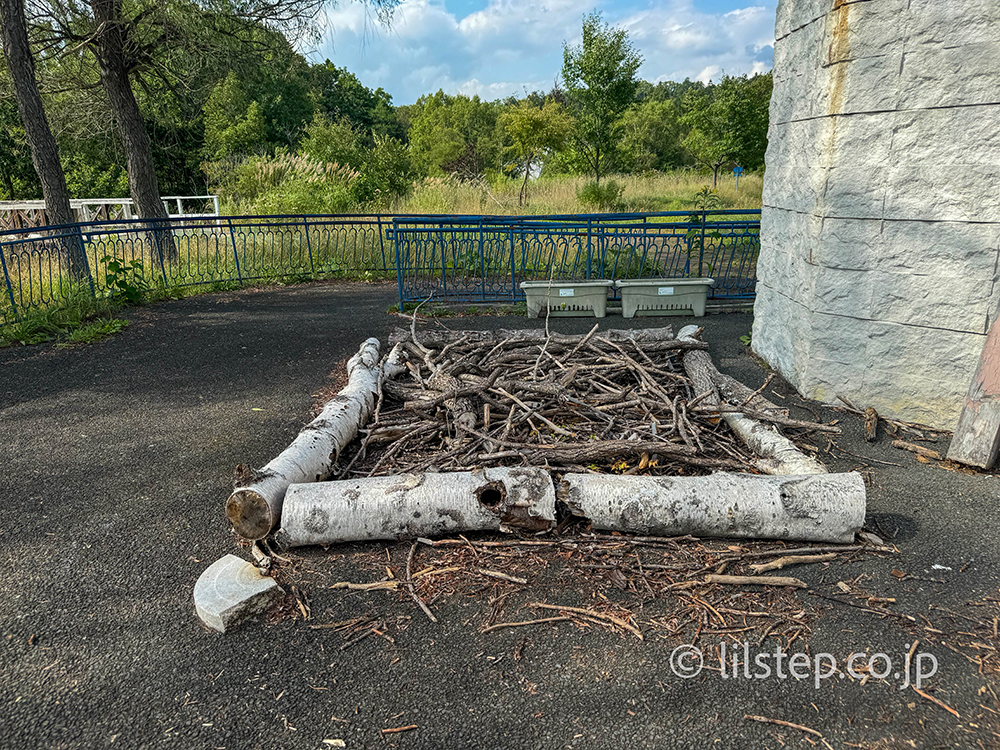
left=395, top=170, right=763, bottom=216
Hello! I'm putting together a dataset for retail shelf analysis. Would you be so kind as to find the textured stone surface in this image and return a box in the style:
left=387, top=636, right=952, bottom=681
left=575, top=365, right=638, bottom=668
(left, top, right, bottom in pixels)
left=755, top=0, right=1000, bottom=429
left=194, top=554, right=282, bottom=633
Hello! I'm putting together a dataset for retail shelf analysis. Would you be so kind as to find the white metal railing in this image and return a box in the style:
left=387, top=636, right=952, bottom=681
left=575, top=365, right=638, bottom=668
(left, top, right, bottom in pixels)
left=0, top=195, right=220, bottom=227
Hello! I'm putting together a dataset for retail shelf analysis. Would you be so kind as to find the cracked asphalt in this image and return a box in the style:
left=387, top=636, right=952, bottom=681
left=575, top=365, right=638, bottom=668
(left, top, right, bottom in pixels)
left=1, top=281, right=998, bottom=749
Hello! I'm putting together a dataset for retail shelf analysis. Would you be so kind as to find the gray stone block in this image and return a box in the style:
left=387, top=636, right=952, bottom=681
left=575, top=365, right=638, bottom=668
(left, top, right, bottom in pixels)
left=858, top=368, right=970, bottom=428
left=194, top=554, right=283, bottom=633
left=820, top=113, right=893, bottom=218
left=815, top=217, right=883, bottom=270
left=799, top=355, right=868, bottom=404
left=865, top=321, right=987, bottom=385
left=898, top=42, right=1000, bottom=109
left=763, top=121, right=833, bottom=214
left=868, top=270, right=998, bottom=334
left=823, top=0, right=906, bottom=66
left=775, top=0, right=829, bottom=41
left=811, top=266, right=874, bottom=318
left=906, top=0, right=1000, bottom=47
left=883, top=164, right=1000, bottom=224
left=830, top=54, right=902, bottom=115
left=876, top=221, right=1000, bottom=277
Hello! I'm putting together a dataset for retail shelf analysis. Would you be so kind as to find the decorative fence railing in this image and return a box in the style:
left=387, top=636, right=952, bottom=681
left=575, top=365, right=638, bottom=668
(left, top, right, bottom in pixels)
left=0, top=210, right=759, bottom=328
left=0, top=195, right=220, bottom=232
left=390, top=210, right=761, bottom=309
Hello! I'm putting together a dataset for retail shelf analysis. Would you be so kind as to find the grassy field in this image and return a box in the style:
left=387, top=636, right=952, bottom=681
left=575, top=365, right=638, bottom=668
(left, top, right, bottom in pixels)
left=396, top=170, right=763, bottom=216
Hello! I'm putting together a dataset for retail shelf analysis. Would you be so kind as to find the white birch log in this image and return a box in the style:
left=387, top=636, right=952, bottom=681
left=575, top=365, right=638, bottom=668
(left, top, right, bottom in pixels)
left=274, top=467, right=556, bottom=548
left=560, top=472, right=865, bottom=543
left=226, top=339, right=406, bottom=540
left=677, top=324, right=827, bottom=475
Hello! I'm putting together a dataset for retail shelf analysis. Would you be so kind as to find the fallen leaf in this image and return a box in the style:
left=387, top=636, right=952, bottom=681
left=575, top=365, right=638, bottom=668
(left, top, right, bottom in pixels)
left=891, top=569, right=906, bottom=579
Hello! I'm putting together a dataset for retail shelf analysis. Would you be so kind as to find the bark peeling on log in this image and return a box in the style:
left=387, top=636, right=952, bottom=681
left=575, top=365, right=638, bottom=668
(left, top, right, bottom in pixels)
left=226, top=340, right=408, bottom=540
left=275, top=468, right=556, bottom=548
left=559, top=472, right=864, bottom=544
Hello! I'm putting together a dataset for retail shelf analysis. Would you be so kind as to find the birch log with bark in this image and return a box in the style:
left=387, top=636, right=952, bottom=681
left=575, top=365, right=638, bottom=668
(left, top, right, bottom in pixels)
left=275, top=467, right=556, bottom=548
left=226, top=340, right=406, bottom=540
left=560, top=472, right=865, bottom=543
left=677, top=325, right=826, bottom=475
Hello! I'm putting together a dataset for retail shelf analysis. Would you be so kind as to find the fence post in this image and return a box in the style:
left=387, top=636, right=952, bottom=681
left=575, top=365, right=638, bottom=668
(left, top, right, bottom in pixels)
left=227, top=218, right=243, bottom=284
left=508, top=225, right=516, bottom=303
left=478, top=219, right=486, bottom=302
left=698, top=209, right=706, bottom=278
left=376, top=216, right=387, bottom=271
left=147, top=222, right=168, bottom=288
left=0, top=238, right=18, bottom=319
left=393, top=220, right=405, bottom=312
left=303, top=216, right=315, bottom=275
left=438, top=223, right=447, bottom=297
left=586, top=218, right=592, bottom=280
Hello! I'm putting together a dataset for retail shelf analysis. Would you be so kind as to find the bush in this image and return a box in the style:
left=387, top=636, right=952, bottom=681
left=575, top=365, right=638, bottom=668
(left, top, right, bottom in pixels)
left=205, top=152, right=360, bottom=215
left=577, top=180, right=625, bottom=211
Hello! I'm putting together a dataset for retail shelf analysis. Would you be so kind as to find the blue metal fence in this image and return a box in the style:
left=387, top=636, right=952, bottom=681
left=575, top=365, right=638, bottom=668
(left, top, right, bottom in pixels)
left=391, top=210, right=760, bottom=308
left=0, top=214, right=393, bottom=326
left=0, top=209, right=760, bottom=327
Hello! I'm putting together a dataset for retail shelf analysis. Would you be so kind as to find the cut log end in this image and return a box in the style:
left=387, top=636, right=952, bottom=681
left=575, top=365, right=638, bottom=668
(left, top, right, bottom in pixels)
left=226, top=488, right=274, bottom=541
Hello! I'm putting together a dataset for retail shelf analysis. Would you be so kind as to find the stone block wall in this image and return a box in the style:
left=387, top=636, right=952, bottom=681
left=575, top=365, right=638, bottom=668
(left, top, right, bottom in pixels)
left=752, top=0, right=1000, bottom=429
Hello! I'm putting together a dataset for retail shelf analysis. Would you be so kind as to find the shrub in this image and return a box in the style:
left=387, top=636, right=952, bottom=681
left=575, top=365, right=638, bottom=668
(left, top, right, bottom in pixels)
left=205, top=152, right=360, bottom=215
left=577, top=180, right=625, bottom=211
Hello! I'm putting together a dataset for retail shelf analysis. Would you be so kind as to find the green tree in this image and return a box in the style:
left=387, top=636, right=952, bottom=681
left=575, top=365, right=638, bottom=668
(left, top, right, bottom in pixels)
left=0, top=0, right=85, bottom=278
left=561, top=12, right=642, bottom=183
left=617, top=98, right=684, bottom=172
left=680, top=73, right=772, bottom=186
left=500, top=99, right=571, bottom=206
left=311, top=61, right=405, bottom=142
left=0, top=92, right=40, bottom=199
left=301, top=114, right=364, bottom=168
left=302, top=115, right=414, bottom=207
left=203, top=72, right=267, bottom=160
left=407, top=90, right=503, bottom=178
left=24, top=0, right=399, bottom=224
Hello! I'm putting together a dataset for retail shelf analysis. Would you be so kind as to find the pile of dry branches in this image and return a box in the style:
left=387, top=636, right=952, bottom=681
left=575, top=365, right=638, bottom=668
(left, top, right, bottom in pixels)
left=336, top=323, right=835, bottom=480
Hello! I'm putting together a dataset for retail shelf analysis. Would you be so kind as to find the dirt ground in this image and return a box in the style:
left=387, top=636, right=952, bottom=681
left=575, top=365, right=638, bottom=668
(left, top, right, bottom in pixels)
left=1, top=280, right=998, bottom=749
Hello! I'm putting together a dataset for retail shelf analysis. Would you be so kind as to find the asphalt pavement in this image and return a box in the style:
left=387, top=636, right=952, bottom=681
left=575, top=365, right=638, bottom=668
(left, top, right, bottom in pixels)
left=1, top=281, right=998, bottom=749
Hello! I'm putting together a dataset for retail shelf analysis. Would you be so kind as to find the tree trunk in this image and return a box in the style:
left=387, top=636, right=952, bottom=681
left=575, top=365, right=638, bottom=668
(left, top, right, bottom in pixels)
left=678, top=324, right=827, bottom=475
left=0, top=0, right=87, bottom=279
left=711, top=163, right=720, bottom=188
left=560, top=472, right=864, bottom=544
left=226, top=339, right=407, bottom=539
left=519, top=158, right=530, bottom=207
left=275, top=467, right=556, bottom=548
left=90, top=0, right=175, bottom=261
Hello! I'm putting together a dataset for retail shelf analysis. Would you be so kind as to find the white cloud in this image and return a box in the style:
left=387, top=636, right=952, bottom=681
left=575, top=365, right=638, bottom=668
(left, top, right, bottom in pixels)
left=313, top=0, right=776, bottom=104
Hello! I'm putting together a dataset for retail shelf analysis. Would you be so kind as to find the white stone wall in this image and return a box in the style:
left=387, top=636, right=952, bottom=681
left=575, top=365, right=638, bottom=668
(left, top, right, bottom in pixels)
left=753, top=0, right=1000, bottom=429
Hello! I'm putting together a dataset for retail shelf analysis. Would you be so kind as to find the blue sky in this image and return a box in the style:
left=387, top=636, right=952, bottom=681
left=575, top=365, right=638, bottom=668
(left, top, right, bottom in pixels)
left=314, top=0, right=776, bottom=104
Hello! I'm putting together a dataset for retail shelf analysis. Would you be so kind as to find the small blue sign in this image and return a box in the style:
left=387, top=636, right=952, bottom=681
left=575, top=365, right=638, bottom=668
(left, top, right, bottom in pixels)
left=733, top=166, right=744, bottom=175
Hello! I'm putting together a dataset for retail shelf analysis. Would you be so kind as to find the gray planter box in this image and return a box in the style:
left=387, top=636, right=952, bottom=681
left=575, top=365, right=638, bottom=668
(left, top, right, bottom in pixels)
left=616, top=278, right=715, bottom=318
left=520, top=280, right=614, bottom=318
